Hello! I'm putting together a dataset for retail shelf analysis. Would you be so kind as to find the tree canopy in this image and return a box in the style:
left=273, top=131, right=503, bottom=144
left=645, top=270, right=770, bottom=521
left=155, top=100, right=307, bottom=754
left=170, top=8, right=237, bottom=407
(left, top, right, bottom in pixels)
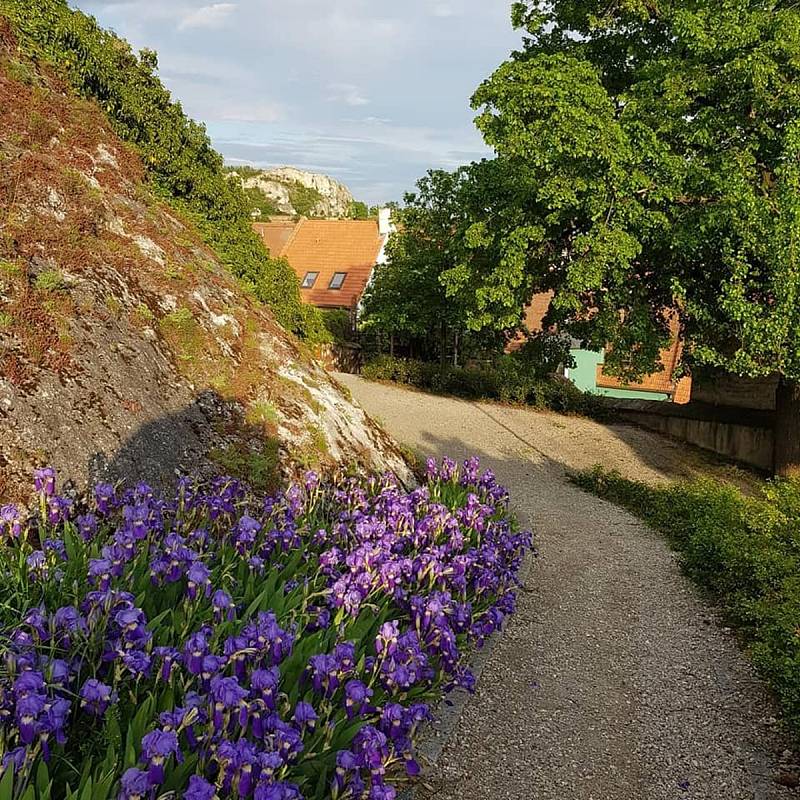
left=360, top=171, right=470, bottom=358
left=454, top=0, right=800, bottom=390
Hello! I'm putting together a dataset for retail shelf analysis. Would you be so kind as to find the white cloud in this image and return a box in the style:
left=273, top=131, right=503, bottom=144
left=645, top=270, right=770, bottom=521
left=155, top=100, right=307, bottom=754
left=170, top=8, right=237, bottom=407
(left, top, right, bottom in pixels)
left=217, top=102, right=286, bottom=123
left=177, top=3, right=237, bottom=31
left=327, top=83, right=370, bottom=107
left=432, top=3, right=457, bottom=17
left=74, top=0, right=524, bottom=203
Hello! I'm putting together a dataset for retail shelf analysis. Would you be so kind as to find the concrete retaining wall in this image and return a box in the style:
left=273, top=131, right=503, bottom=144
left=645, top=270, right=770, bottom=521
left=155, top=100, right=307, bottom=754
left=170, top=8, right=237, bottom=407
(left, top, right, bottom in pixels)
left=691, top=371, right=778, bottom=411
left=608, top=399, right=774, bottom=472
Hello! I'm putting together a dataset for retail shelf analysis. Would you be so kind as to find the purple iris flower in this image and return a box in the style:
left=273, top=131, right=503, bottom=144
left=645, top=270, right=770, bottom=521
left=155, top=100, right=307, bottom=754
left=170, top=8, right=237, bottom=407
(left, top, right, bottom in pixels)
left=79, top=678, right=114, bottom=716
left=140, top=729, right=180, bottom=785
left=1, top=748, right=27, bottom=774
left=94, top=482, right=116, bottom=515
left=24, top=607, right=49, bottom=640
left=254, top=783, right=302, bottom=800
left=234, top=515, right=261, bottom=553
left=45, top=658, right=71, bottom=687
left=26, top=550, right=47, bottom=578
left=13, top=670, right=45, bottom=698
left=0, top=504, right=22, bottom=538
left=75, top=513, right=98, bottom=541
left=186, top=561, right=211, bottom=600
left=153, top=647, right=179, bottom=682
left=250, top=667, right=279, bottom=710
left=16, top=692, right=46, bottom=744
left=369, top=785, right=397, bottom=800
left=184, top=775, right=216, bottom=800
left=440, top=457, right=457, bottom=481
left=375, top=621, right=400, bottom=656
left=119, top=768, right=151, bottom=800
left=122, top=650, right=152, bottom=678
left=292, top=701, right=317, bottom=730
left=88, top=557, right=114, bottom=590
left=344, top=679, right=373, bottom=718
left=34, top=467, right=56, bottom=496
left=352, top=725, right=390, bottom=772
left=47, top=497, right=73, bottom=526
left=274, top=726, right=304, bottom=763
left=210, top=675, right=249, bottom=731
left=183, top=632, right=209, bottom=676
left=54, top=606, right=86, bottom=636
left=211, top=590, right=234, bottom=623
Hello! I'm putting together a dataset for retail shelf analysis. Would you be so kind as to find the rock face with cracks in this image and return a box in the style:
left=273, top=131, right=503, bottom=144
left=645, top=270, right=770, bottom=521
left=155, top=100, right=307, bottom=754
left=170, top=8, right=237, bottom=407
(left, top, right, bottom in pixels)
left=0, top=28, right=411, bottom=500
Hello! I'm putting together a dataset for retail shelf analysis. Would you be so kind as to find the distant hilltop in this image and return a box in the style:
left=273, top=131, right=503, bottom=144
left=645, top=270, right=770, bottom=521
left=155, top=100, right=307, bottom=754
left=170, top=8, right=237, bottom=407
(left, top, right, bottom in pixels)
left=225, top=165, right=361, bottom=219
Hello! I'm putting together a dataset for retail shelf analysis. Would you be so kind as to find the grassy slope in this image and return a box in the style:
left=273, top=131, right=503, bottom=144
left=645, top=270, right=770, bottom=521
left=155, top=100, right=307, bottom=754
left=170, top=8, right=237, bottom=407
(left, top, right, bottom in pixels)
left=0, top=0, right=324, bottom=338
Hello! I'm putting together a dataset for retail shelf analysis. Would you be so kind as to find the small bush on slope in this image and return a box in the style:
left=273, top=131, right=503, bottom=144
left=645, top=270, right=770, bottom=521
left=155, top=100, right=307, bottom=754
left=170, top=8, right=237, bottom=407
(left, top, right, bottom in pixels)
left=573, top=467, right=800, bottom=735
left=0, top=0, right=321, bottom=336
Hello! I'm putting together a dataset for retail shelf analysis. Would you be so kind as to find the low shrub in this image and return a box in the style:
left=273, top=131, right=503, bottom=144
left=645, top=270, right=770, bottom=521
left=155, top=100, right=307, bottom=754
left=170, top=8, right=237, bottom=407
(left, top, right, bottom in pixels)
left=361, top=355, right=607, bottom=418
left=0, top=458, right=530, bottom=799
left=573, top=466, right=800, bottom=734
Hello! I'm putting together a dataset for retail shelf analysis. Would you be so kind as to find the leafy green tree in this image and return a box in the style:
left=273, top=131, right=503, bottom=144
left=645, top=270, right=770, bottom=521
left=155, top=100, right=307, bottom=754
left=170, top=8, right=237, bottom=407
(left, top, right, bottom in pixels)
left=348, top=201, right=371, bottom=219
left=456, top=0, right=800, bottom=474
left=361, top=171, right=480, bottom=363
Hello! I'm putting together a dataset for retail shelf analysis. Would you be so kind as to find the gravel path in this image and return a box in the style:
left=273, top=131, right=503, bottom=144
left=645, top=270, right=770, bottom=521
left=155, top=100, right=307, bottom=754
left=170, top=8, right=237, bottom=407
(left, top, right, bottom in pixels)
left=335, top=374, right=798, bottom=800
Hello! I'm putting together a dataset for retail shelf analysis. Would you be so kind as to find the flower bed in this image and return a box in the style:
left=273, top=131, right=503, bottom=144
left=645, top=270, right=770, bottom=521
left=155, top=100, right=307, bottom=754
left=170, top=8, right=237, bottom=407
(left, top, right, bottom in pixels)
left=0, top=458, right=530, bottom=800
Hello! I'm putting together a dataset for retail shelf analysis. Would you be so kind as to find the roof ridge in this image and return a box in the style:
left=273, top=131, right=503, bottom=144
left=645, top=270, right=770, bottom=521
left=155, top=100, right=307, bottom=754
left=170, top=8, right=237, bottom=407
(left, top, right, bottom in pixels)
left=280, top=217, right=305, bottom=258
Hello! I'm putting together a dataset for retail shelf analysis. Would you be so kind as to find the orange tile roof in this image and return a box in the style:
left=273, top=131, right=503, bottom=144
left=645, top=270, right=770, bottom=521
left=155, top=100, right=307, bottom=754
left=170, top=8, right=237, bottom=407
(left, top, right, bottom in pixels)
left=253, top=219, right=297, bottom=259
left=254, top=218, right=385, bottom=309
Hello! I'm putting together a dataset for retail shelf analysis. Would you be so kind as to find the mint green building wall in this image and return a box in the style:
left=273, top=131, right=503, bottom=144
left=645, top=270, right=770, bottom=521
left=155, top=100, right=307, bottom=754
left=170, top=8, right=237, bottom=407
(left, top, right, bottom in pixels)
left=568, top=349, right=603, bottom=393
left=567, top=349, right=670, bottom=401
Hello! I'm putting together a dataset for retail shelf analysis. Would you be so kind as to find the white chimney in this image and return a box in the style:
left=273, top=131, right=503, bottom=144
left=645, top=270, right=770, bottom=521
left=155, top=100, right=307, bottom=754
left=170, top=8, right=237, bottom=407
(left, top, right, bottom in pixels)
left=378, top=207, right=392, bottom=236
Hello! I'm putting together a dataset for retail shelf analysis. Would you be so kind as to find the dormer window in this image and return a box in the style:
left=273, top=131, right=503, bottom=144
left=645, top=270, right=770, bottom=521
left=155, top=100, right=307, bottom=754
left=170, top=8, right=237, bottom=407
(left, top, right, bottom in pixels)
left=329, top=272, right=347, bottom=290
left=301, top=271, right=319, bottom=288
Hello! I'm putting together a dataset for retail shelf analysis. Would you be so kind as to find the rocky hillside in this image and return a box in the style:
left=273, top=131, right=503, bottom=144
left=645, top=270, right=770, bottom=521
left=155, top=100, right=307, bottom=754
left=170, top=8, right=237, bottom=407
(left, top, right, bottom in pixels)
left=232, top=166, right=356, bottom=218
left=0, top=20, right=412, bottom=501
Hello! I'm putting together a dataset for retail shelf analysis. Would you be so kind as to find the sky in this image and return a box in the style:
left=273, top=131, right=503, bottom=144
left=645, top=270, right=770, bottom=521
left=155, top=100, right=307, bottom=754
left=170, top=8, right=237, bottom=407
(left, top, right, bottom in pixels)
left=74, top=0, right=523, bottom=205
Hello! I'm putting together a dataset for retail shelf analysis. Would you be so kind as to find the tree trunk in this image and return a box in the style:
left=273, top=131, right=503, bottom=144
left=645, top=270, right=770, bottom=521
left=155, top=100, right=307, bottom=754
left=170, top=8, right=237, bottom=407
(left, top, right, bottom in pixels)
left=774, top=376, right=800, bottom=477
left=390, top=334, right=394, bottom=358
left=453, top=330, right=459, bottom=368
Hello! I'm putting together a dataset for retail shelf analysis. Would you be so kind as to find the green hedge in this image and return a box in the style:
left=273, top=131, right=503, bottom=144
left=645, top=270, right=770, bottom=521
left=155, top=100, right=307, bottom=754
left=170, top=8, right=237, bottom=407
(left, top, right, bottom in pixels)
left=361, top=354, right=608, bottom=417
left=574, top=467, right=800, bottom=735
left=1, top=0, right=323, bottom=337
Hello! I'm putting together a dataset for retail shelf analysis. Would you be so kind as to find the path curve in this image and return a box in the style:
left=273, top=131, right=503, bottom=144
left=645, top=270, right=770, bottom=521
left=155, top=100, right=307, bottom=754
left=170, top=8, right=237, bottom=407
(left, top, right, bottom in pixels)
left=336, top=374, right=797, bottom=800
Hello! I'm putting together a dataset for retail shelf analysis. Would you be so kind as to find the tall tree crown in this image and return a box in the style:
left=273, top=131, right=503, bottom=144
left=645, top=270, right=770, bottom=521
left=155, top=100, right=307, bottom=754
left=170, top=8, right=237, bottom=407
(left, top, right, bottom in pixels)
left=460, top=0, right=800, bottom=381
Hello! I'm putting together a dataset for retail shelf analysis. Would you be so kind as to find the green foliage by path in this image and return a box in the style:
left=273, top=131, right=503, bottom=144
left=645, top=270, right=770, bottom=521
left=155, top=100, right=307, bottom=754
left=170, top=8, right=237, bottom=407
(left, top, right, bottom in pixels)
left=209, top=439, right=281, bottom=492
left=319, top=308, right=353, bottom=345
left=33, top=269, right=67, bottom=292
left=460, top=1, right=800, bottom=386
left=360, top=170, right=508, bottom=363
left=0, top=0, right=323, bottom=336
left=361, top=353, right=606, bottom=417
left=573, top=466, right=800, bottom=735
left=361, top=171, right=466, bottom=342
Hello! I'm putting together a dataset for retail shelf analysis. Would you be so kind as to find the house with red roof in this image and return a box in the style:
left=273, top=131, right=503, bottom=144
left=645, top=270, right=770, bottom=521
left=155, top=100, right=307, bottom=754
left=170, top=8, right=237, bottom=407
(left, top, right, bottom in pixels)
left=515, top=293, right=692, bottom=403
left=253, top=210, right=392, bottom=312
